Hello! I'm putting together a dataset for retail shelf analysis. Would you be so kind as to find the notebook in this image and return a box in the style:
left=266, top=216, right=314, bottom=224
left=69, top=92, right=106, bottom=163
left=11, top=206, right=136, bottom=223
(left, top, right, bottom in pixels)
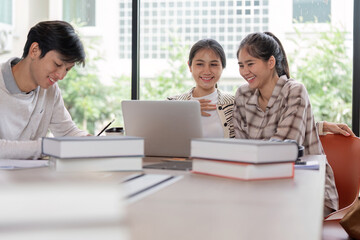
left=121, top=100, right=203, bottom=157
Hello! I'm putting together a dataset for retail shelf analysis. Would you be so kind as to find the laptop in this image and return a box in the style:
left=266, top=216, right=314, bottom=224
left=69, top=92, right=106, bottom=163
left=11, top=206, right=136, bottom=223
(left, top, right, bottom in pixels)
left=121, top=100, right=203, bottom=158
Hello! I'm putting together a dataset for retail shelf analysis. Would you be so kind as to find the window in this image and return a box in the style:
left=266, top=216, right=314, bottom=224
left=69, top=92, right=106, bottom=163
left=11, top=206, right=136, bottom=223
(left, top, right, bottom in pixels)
left=63, top=0, right=96, bottom=26
left=139, top=0, right=276, bottom=101
left=2, top=0, right=356, bottom=134
left=0, top=0, right=12, bottom=55
left=293, top=0, right=331, bottom=23
left=0, top=0, right=12, bottom=24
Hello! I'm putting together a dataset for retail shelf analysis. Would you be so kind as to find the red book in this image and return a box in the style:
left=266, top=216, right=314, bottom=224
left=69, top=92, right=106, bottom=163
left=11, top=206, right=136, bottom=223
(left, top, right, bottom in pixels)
left=192, top=158, right=295, bottom=181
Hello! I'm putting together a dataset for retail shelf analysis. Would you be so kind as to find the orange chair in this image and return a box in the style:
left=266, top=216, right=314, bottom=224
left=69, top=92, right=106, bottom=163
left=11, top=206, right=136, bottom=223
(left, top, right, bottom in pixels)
left=320, top=134, right=360, bottom=240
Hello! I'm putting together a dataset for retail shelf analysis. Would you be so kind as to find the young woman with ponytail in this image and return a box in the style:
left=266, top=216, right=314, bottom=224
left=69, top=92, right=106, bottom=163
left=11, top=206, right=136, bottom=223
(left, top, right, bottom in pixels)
left=233, top=32, right=338, bottom=217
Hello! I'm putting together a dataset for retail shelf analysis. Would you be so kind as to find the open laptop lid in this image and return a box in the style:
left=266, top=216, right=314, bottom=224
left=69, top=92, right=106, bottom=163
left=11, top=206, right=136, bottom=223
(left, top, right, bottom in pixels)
left=121, top=100, right=203, bottom=158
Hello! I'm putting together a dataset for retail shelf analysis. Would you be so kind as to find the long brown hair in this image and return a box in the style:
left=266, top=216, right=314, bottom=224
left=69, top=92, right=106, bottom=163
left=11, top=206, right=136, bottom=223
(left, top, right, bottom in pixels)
left=236, top=32, right=289, bottom=78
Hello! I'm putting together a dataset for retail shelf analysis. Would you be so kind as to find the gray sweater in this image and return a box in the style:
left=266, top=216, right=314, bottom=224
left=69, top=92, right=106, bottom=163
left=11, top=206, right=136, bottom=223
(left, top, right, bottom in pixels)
left=0, top=58, right=87, bottom=159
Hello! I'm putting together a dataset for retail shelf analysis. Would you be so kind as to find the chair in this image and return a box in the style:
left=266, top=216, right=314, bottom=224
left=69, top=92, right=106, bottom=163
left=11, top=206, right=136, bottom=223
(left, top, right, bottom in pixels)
left=320, top=134, right=360, bottom=240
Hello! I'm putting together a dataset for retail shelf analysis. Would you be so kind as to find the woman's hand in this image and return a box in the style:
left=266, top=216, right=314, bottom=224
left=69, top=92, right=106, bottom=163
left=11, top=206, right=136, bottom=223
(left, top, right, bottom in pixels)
left=198, top=99, right=216, bottom=117
left=323, top=121, right=356, bottom=137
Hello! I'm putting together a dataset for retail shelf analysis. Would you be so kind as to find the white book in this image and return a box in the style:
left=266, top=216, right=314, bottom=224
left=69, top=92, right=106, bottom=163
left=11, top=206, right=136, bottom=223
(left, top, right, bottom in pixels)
left=0, top=225, right=130, bottom=240
left=191, top=138, right=298, bottom=163
left=49, top=156, right=143, bottom=172
left=42, top=136, right=144, bottom=158
left=192, top=158, right=295, bottom=181
left=0, top=159, right=48, bottom=169
left=0, top=172, right=125, bottom=225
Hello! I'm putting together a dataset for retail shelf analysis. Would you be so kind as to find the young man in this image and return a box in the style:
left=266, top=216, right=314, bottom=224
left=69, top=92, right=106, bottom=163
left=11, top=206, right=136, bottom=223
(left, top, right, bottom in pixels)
left=0, top=20, right=89, bottom=159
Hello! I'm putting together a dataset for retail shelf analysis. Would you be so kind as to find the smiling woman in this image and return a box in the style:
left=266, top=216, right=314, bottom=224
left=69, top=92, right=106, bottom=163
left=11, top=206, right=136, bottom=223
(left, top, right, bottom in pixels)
left=233, top=31, right=338, bottom=217
left=190, top=49, right=223, bottom=97
left=167, top=39, right=235, bottom=138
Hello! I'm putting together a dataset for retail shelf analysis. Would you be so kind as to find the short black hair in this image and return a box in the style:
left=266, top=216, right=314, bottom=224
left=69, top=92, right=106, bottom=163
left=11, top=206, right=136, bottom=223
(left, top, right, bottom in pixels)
left=22, top=20, right=85, bottom=66
left=188, top=39, right=226, bottom=69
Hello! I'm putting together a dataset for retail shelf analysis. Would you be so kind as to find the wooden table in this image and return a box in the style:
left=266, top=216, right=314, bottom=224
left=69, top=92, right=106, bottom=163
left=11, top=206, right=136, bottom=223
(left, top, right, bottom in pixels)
left=0, top=155, right=325, bottom=240
left=126, top=155, right=325, bottom=240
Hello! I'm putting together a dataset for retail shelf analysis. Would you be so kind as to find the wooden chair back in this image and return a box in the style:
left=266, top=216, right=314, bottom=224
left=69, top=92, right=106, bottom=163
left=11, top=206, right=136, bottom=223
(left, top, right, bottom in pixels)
left=320, top=134, right=360, bottom=209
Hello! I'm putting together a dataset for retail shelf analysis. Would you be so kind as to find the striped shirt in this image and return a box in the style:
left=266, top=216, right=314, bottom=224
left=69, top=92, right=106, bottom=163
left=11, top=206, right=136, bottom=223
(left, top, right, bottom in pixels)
left=233, top=75, right=338, bottom=211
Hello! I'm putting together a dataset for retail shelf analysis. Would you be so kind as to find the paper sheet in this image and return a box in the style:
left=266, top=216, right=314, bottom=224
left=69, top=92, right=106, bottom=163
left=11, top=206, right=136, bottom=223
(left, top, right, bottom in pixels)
left=121, top=173, right=183, bottom=204
left=294, top=160, right=319, bottom=170
left=0, top=159, right=49, bottom=169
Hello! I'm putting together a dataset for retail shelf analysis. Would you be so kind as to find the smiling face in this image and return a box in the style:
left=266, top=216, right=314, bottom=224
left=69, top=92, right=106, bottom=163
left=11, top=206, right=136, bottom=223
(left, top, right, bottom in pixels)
left=28, top=43, right=74, bottom=90
left=237, top=47, right=276, bottom=90
left=189, top=48, right=223, bottom=97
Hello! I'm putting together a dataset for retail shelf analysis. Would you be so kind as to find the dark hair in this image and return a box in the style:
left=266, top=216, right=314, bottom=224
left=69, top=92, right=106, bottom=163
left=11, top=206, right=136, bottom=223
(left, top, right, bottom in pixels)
left=236, top=32, right=289, bottom=78
left=188, top=39, right=226, bottom=69
left=22, top=20, right=85, bottom=66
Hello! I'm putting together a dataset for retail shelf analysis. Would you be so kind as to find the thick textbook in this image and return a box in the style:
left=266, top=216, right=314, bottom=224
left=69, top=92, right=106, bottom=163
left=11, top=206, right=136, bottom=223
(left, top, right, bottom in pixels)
left=192, top=158, right=295, bottom=181
left=191, top=138, right=298, bottom=163
left=0, top=171, right=128, bottom=239
left=49, top=156, right=143, bottom=172
left=42, top=136, right=144, bottom=158
left=0, top=171, right=125, bottom=224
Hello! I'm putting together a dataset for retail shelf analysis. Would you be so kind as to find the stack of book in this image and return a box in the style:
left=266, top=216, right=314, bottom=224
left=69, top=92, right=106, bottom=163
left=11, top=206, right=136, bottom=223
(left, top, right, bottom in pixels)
left=42, top=136, right=144, bottom=172
left=0, top=171, right=129, bottom=239
left=190, top=138, right=299, bottom=181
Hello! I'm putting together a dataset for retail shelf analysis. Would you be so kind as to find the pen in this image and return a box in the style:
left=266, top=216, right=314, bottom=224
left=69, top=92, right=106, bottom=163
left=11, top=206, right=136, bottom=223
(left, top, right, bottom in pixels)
left=97, top=119, right=115, bottom=136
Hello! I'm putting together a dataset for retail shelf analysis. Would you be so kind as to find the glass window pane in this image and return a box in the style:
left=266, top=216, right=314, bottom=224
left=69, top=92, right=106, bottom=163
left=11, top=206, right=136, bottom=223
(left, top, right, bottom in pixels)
left=293, top=0, right=331, bottom=23
left=139, top=0, right=279, bottom=100
left=63, top=0, right=96, bottom=26
left=0, top=0, right=12, bottom=24
left=289, top=0, right=352, bottom=126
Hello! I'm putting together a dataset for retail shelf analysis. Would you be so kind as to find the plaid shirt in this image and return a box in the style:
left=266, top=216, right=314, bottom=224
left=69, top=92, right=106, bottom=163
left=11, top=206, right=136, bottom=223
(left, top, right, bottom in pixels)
left=233, top=75, right=338, bottom=211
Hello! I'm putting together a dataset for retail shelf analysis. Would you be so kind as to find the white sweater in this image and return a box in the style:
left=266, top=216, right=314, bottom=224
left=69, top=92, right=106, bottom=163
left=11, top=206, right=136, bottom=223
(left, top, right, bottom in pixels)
left=0, top=58, right=88, bottom=159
